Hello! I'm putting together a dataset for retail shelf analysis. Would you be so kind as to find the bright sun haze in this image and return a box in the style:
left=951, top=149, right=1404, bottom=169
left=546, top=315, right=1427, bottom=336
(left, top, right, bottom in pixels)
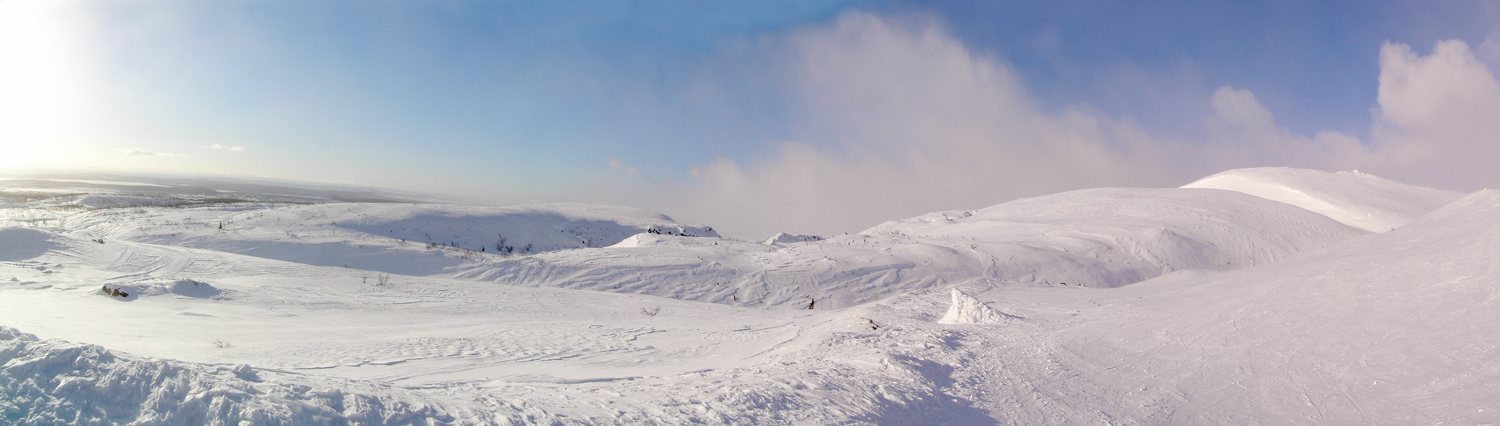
left=1, top=0, right=1497, bottom=238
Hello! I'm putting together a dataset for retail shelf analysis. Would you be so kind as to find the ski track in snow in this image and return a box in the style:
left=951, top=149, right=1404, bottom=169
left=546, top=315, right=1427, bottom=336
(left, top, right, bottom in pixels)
left=1, top=168, right=1496, bottom=425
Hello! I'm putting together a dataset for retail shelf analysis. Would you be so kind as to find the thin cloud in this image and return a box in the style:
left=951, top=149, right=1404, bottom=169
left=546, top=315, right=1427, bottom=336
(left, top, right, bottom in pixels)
left=196, top=144, right=247, bottom=152
left=118, top=148, right=187, bottom=158
left=608, top=158, right=643, bottom=177
left=1478, top=30, right=1500, bottom=69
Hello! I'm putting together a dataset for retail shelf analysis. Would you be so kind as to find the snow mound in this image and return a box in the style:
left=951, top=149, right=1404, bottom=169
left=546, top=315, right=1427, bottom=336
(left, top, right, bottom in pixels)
left=97, top=279, right=225, bottom=301
left=165, top=279, right=222, bottom=298
left=937, top=289, right=1013, bottom=324
left=763, top=233, right=823, bottom=245
left=0, top=227, right=56, bottom=261
left=0, top=327, right=448, bottom=425
left=1182, top=167, right=1462, bottom=232
left=608, top=233, right=706, bottom=248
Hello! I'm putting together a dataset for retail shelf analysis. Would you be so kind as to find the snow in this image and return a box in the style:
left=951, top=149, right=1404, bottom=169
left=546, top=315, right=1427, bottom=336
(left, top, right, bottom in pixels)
left=0, top=327, right=448, bottom=425
left=936, top=289, right=1013, bottom=324
left=762, top=233, right=823, bottom=245
left=0, top=167, right=1492, bottom=424
left=57, top=202, right=719, bottom=276
left=0, top=228, right=55, bottom=261
left=1182, top=167, right=1463, bottom=232
left=457, top=187, right=1363, bottom=309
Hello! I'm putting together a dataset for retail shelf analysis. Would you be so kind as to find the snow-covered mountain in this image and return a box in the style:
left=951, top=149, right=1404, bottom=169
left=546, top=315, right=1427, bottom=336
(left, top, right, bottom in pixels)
left=1, top=168, right=1494, bottom=424
left=1182, top=167, right=1463, bottom=232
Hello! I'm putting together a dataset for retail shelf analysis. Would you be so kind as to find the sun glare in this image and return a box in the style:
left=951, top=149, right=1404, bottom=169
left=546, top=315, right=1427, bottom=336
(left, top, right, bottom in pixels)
left=0, top=0, right=90, bottom=171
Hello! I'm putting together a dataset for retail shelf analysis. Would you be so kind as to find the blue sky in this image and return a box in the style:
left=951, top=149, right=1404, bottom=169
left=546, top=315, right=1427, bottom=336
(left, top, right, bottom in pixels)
left=2, top=0, right=1499, bottom=237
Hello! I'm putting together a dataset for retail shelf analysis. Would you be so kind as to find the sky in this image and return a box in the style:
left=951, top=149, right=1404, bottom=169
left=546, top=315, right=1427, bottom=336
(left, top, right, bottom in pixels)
left=2, top=0, right=1499, bottom=238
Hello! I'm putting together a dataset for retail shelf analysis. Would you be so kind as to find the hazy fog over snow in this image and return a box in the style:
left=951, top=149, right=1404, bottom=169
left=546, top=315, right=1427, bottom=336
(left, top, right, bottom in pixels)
left=2, top=0, right=1497, bottom=237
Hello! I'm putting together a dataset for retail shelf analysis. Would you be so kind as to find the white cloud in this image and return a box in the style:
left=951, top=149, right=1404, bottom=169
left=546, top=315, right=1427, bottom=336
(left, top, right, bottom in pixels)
left=586, top=12, right=1500, bottom=239
left=591, top=12, right=1204, bottom=238
left=1371, top=40, right=1500, bottom=189
left=1203, top=86, right=1368, bottom=170
left=196, top=144, right=247, bottom=152
left=1478, top=30, right=1500, bottom=70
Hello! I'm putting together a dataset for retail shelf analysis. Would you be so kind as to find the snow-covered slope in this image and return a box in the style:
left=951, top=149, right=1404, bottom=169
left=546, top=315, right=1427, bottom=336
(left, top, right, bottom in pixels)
left=459, top=187, right=1363, bottom=308
left=0, top=224, right=982, bottom=424
left=928, top=189, right=1500, bottom=423
left=1, top=168, right=1489, bottom=424
left=1182, top=167, right=1462, bottom=232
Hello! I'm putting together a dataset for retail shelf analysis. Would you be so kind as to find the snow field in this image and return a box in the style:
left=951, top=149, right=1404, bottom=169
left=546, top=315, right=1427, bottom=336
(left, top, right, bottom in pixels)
left=0, top=167, right=1494, bottom=424
left=460, top=187, right=1364, bottom=309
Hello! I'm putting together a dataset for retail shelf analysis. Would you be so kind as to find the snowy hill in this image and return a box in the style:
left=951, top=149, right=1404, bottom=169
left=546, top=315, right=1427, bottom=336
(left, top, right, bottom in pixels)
left=2, top=167, right=1493, bottom=424
left=1182, top=167, right=1463, bottom=232
left=458, top=187, right=1363, bottom=308
left=762, top=232, right=824, bottom=245
left=929, top=188, right=1500, bottom=423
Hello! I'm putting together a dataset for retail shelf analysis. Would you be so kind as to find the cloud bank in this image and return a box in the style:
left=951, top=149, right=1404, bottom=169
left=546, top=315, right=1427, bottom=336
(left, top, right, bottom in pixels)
left=584, top=12, right=1500, bottom=239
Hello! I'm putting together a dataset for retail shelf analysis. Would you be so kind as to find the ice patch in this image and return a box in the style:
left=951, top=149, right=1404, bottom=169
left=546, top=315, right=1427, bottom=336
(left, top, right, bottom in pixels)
left=937, top=289, right=1014, bottom=325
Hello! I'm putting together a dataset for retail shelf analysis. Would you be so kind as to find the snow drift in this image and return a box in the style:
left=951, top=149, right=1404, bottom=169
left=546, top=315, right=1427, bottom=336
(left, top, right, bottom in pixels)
left=0, top=327, right=448, bottom=425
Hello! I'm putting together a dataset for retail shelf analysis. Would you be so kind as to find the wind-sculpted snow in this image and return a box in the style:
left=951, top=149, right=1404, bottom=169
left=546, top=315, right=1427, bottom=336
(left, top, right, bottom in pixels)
left=937, top=289, right=1014, bottom=324
left=459, top=187, right=1364, bottom=308
left=1183, top=167, right=1462, bottom=232
left=0, top=327, right=449, bottom=426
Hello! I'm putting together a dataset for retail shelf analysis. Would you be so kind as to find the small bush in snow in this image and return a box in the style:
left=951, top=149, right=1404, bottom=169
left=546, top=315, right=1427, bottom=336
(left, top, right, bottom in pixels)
left=641, top=307, right=661, bottom=317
